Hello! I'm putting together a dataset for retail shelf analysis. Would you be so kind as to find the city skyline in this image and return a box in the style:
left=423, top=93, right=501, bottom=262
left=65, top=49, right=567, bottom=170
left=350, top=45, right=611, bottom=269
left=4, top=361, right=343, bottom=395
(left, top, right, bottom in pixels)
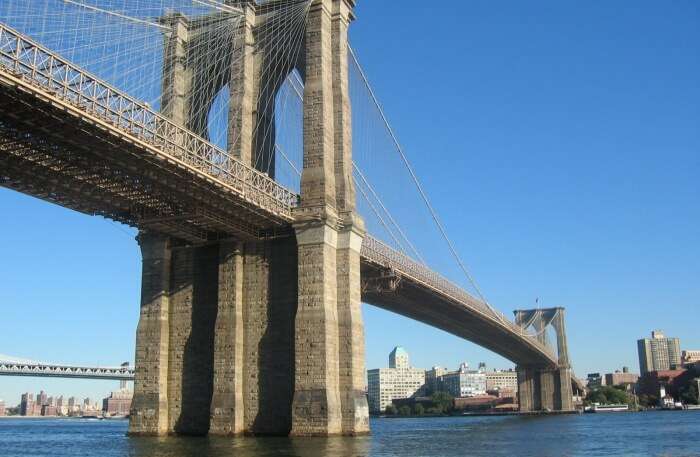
left=1, top=0, right=698, bottom=408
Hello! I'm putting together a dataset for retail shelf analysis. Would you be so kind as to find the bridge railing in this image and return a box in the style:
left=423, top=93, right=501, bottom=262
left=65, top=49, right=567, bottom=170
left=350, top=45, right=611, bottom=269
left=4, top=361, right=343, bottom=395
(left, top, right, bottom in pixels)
left=0, top=22, right=297, bottom=221
left=362, top=235, right=555, bottom=357
left=362, top=235, right=502, bottom=318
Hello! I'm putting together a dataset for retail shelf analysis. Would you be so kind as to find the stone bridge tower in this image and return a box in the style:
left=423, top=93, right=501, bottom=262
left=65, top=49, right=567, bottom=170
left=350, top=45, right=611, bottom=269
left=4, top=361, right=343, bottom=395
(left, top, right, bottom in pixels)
left=128, top=0, right=368, bottom=437
left=513, top=307, right=574, bottom=412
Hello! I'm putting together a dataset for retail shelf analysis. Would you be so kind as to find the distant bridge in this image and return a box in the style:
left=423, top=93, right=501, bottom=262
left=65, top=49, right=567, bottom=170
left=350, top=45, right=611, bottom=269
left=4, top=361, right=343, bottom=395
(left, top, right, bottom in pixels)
left=0, top=355, right=134, bottom=381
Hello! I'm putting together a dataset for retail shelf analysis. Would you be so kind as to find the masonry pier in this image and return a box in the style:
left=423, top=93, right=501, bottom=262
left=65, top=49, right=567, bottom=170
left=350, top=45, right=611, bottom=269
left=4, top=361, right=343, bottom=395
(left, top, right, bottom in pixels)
left=514, top=308, right=574, bottom=412
left=129, top=0, right=368, bottom=437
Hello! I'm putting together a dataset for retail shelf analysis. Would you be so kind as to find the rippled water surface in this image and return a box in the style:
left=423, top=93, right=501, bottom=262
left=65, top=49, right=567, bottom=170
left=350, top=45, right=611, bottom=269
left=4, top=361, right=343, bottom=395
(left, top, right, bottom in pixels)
left=1, top=412, right=699, bottom=457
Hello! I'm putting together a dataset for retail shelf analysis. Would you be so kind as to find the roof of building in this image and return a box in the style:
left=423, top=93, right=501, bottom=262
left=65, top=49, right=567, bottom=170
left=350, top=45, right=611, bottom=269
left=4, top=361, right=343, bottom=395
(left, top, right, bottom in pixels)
left=390, top=346, right=408, bottom=357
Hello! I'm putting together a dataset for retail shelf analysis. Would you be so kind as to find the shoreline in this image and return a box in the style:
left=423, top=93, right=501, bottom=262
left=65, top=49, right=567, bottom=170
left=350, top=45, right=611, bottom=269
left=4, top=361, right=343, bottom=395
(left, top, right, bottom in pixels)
left=373, top=408, right=700, bottom=419
left=0, top=416, right=127, bottom=420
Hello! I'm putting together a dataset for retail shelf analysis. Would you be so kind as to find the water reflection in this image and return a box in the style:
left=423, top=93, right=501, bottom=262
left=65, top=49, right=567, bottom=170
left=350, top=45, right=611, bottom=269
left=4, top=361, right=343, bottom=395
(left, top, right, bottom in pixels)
left=127, top=434, right=372, bottom=457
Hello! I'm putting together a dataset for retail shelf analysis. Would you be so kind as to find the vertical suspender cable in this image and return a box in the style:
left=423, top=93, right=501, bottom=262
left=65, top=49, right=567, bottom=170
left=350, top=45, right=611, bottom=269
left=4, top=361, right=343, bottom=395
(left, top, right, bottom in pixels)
left=348, top=45, right=506, bottom=323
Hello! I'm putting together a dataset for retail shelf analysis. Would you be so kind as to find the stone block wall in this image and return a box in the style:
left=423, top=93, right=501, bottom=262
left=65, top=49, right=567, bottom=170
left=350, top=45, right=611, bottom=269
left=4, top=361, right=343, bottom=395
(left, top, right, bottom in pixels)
left=130, top=234, right=299, bottom=436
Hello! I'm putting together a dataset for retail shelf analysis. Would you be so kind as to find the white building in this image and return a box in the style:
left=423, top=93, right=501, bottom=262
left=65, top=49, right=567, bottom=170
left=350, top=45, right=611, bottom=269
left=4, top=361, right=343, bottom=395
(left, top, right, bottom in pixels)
left=367, top=347, right=425, bottom=413
left=425, top=366, right=447, bottom=394
left=441, top=363, right=486, bottom=397
left=485, top=369, right=518, bottom=392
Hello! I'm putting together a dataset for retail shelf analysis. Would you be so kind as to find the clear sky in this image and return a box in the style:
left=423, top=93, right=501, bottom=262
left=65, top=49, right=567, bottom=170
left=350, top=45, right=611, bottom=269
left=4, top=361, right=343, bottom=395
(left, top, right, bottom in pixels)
left=1, top=0, right=698, bottom=405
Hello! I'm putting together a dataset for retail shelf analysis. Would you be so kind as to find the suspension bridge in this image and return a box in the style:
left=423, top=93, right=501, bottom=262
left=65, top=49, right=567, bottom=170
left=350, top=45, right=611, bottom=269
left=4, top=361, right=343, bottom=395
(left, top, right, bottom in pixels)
left=0, top=0, right=575, bottom=437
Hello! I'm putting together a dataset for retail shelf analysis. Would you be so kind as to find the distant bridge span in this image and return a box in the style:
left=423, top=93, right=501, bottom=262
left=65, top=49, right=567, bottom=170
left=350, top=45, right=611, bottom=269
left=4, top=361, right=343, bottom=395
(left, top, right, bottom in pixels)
left=0, top=356, right=134, bottom=381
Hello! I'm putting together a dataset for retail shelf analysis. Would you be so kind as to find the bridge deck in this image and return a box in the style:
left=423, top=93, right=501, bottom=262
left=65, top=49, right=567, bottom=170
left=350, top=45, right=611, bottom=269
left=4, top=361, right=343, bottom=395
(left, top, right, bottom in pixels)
left=361, top=237, right=557, bottom=367
left=0, top=23, right=295, bottom=242
left=0, top=22, right=557, bottom=369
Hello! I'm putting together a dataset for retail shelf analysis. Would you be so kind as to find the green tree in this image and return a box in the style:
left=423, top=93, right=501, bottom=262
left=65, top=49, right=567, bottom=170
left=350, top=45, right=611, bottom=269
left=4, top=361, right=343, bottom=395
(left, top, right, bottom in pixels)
left=680, top=382, right=699, bottom=405
left=398, top=405, right=412, bottom=416
left=584, top=386, right=631, bottom=406
left=430, top=391, right=454, bottom=414
left=384, top=404, right=397, bottom=415
left=638, top=394, right=659, bottom=408
left=413, top=403, right=425, bottom=416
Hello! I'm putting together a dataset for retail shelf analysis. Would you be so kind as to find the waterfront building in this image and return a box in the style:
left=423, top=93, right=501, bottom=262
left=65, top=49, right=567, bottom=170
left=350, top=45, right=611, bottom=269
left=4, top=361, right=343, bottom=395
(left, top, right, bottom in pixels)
left=36, top=390, right=47, bottom=407
left=20, top=393, right=35, bottom=416
left=637, top=330, right=681, bottom=374
left=41, top=404, right=57, bottom=416
left=55, top=396, right=67, bottom=416
left=68, top=397, right=82, bottom=416
left=681, top=350, right=700, bottom=366
left=637, top=368, right=687, bottom=400
left=425, top=366, right=447, bottom=395
left=367, top=347, right=425, bottom=414
left=0, top=400, right=5, bottom=416
left=102, top=388, right=133, bottom=416
left=453, top=395, right=500, bottom=410
left=440, top=363, right=487, bottom=398
left=605, top=367, right=639, bottom=388
left=586, top=373, right=605, bottom=388
left=389, top=346, right=409, bottom=369
left=485, top=369, right=518, bottom=392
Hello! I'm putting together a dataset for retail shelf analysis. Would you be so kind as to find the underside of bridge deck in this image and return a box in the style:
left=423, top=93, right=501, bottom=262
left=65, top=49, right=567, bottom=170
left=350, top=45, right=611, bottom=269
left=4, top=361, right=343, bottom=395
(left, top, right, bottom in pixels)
left=0, top=80, right=293, bottom=243
left=360, top=262, right=556, bottom=369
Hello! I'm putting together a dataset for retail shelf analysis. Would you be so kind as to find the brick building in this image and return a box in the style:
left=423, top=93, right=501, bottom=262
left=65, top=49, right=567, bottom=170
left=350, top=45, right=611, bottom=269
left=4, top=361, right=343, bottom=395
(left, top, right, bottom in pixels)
left=102, top=389, right=133, bottom=416
left=605, top=367, right=639, bottom=388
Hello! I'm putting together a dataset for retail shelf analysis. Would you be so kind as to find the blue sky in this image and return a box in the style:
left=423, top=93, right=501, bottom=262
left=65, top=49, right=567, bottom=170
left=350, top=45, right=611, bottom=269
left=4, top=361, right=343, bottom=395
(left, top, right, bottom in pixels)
left=1, top=0, right=698, bottom=404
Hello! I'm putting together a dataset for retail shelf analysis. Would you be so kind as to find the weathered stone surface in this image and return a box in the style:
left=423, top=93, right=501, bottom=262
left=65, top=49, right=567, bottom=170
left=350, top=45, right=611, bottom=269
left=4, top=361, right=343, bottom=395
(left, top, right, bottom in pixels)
left=243, top=237, right=297, bottom=435
left=556, top=367, right=574, bottom=411
left=514, top=308, right=575, bottom=413
left=169, top=244, right=218, bottom=435
left=516, top=366, right=536, bottom=413
left=129, top=233, right=171, bottom=436
left=132, top=0, right=368, bottom=439
left=291, top=222, right=342, bottom=436
left=336, top=228, right=369, bottom=434
left=210, top=241, right=245, bottom=435
left=539, top=369, right=556, bottom=411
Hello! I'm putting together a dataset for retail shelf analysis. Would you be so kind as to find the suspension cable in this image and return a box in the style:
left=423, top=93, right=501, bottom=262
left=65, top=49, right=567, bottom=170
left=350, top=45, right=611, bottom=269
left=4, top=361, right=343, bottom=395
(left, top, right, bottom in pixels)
left=348, top=45, right=504, bottom=321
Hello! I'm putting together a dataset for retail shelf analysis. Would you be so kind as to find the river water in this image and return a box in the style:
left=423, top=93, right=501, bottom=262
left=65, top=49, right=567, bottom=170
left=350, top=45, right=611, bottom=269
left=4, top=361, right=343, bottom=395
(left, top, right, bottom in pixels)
left=0, top=412, right=698, bottom=457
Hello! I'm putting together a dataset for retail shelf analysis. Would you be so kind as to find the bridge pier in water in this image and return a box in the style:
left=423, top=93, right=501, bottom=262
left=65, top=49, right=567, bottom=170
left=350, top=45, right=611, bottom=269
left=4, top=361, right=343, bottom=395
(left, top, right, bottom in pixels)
left=514, top=308, right=574, bottom=412
left=129, top=0, right=368, bottom=437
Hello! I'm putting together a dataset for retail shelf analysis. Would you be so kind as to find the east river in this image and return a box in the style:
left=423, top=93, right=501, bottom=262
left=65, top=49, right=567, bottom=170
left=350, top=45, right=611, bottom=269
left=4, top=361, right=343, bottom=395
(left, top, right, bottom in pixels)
left=1, top=412, right=698, bottom=457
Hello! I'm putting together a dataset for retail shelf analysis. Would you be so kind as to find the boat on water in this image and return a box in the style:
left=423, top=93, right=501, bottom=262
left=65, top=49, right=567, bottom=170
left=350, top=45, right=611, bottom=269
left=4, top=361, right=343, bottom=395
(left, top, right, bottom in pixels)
left=587, top=403, right=629, bottom=413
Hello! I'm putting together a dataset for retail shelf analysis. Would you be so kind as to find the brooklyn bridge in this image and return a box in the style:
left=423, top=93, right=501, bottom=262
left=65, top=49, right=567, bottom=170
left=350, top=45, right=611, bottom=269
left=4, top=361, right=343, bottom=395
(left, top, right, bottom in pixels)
left=1, top=0, right=576, bottom=436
